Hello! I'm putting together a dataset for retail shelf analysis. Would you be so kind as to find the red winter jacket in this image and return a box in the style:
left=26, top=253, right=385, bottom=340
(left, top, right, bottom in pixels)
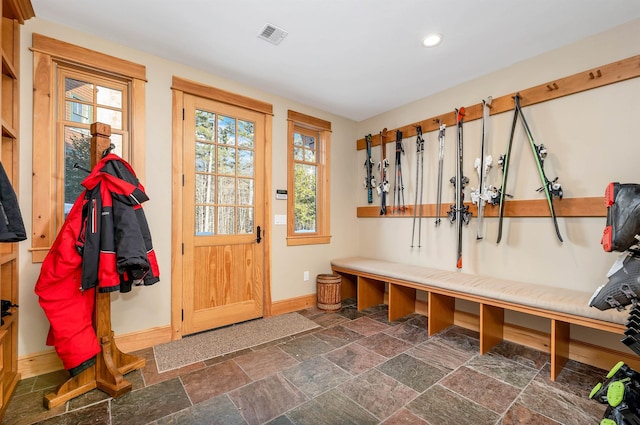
left=35, top=154, right=159, bottom=371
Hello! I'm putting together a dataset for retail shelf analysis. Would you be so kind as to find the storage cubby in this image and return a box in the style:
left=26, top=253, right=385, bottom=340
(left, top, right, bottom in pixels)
left=0, top=0, right=34, bottom=418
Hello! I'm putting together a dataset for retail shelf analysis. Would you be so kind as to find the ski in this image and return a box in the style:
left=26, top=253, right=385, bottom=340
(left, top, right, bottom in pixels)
left=496, top=93, right=563, bottom=243
left=448, top=108, right=470, bottom=269
left=470, top=97, right=498, bottom=240
left=364, top=134, right=375, bottom=204
left=435, top=119, right=446, bottom=226
left=377, top=129, right=390, bottom=215
left=392, top=130, right=405, bottom=214
left=411, top=125, right=425, bottom=247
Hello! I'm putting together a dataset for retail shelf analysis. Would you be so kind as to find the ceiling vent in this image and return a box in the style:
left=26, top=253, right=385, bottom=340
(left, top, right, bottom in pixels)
left=258, top=23, right=288, bottom=45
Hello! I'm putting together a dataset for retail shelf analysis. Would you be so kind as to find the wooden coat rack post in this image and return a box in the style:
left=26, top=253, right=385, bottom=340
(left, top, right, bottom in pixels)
left=44, top=123, right=146, bottom=408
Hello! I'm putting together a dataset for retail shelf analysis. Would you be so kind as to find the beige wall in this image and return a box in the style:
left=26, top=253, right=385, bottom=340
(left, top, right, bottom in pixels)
left=356, top=19, right=640, bottom=296
left=18, top=18, right=360, bottom=357
left=16, top=16, right=640, bottom=360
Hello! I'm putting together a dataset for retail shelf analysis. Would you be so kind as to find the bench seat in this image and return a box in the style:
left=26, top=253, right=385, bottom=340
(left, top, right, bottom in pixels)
left=330, top=256, right=630, bottom=380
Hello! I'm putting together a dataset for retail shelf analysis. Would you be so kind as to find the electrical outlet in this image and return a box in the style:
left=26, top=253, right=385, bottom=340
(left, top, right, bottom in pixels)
left=303, top=271, right=309, bottom=281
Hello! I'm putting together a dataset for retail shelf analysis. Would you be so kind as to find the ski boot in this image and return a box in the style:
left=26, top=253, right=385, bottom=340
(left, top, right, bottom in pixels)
left=602, top=182, right=640, bottom=253
left=590, top=361, right=640, bottom=404
left=605, top=380, right=640, bottom=425
left=589, top=254, right=640, bottom=311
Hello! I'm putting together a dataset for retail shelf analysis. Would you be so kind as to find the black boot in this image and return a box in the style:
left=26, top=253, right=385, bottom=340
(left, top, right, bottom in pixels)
left=590, top=254, right=640, bottom=311
left=602, top=182, right=640, bottom=253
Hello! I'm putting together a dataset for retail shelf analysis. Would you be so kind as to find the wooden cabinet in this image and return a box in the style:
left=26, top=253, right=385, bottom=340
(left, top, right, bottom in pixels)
left=0, top=0, right=33, bottom=418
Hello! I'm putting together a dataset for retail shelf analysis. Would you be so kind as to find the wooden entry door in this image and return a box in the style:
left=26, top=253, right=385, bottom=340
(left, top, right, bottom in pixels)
left=181, top=94, right=265, bottom=335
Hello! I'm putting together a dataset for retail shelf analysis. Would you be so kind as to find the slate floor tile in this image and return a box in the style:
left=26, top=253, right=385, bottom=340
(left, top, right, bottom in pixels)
left=377, top=353, right=447, bottom=392
left=380, top=408, right=430, bottom=425
left=181, top=359, right=252, bottom=404
left=408, top=337, right=475, bottom=372
left=407, top=384, right=500, bottom=425
left=157, top=394, right=248, bottom=425
left=233, top=345, right=299, bottom=380
left=277, top=334, right=334, bottom=361
left=357, top=332, right=413, bottom=358
left=111, top=378, right=191, bottom=425
left=227, top=374, right=308, bottom=425
left=383, top=322, right=431, bottom=345
left=281, top=356, right=353, bottom=398
left=324, top=342, right=387, bottom=375
left=500, top=402, right=561, bottom=425
left=339, top=368, right=419, bottom=421
left=313, top=324, right=364, bottom=348
left=342, top=316, right=391, bottom=336
left=439, top=366, right=521, bottom=414
left=286, top=388, right=379, bottom=425
left=487, top=339, right=550, bottom=370
left=466, top=353, right=538, bottom=389
left=33, top=401, right=110, bottom=425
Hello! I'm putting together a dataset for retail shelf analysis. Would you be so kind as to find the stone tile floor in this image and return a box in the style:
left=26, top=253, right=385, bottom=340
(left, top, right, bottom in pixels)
left=4, top=299, right=612, bottom=424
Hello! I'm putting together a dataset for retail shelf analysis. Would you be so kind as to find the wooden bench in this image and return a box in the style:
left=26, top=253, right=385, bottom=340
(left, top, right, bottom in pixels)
left=330, top=256, right=632, bottom=380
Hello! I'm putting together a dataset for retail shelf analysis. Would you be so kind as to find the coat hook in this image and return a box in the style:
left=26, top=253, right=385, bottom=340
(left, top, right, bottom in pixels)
left=589, top=70, right=602, bottom=79
left=546, top=83, right=559, bottom=91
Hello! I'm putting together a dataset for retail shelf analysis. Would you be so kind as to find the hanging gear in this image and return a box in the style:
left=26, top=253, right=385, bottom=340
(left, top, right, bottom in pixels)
left=496, top=93, right=563, bottom=243
left=435, top=120, right=446, bottom=227
left=602, top=182, right=640, bottom=253
left=447, top=108, right=471, bottom=269
left=364, top=134, right=375, bottom=204
left=392, top=130, right=405, bottom=213
left=377, top=129, right=390, bottom=215
left=411, top=126, right=425, bottom=247
left=470, top=97, right=498, bottom=240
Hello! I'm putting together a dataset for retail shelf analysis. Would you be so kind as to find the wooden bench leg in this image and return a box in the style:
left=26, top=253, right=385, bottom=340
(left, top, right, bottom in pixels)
left=428, top=293, right=455, bottom=336
left=551, top=319, right=570, bottom=381
left=357, top=276, right=385, bottom=311
left=480, top=304, right=504, bottom=354
left=388, top=284, right=416, bottom=322
left=333, top=271, right=357, bottom=300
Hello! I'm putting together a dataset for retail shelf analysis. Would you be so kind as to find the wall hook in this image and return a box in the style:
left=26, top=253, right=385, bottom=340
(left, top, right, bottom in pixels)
left=546, top=83, right=559, bottom=91
left=589, top=70, right=602, bottom=79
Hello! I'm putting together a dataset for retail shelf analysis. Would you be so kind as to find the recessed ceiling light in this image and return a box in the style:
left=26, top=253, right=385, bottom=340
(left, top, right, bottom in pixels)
left=422, top=33, right=443, bottom=47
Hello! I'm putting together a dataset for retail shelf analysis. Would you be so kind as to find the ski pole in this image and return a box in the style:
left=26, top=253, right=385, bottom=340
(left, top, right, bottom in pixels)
left=378, top=129, right=389, bottom=215
left=435, top=120, right=446, bottom=226
left=411, top=126, right=425, bottom=247
left=393, top=130, right=405, bottom=213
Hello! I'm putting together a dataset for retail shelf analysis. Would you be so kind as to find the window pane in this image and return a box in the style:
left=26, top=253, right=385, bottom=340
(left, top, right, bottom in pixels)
left=218, top=146, right=236, bottom=175
left=238, top=178, right=254, bottom=205
left=238, top=149, right=254, bottom=177
left=304, top=149, right=316, bottom=162
left=196, top=110, right=215, bottom=141
left=218, top=206, right=235, bottom=235
left=294, top=133, right=303, bottom=147
left=110, top=133, right=124, bottom=157
left=238, top=207, right=253, bottom=234
left=294, top=163, right=317, bottom=233
left=195, top=142, right=216, bottom=172
left=218, top=115, right=236, bottom=145
left=238, top=120, right=254, bottom=148
left=65, top=77, right=93, bottom=102
left=97, top=107, right=122, bottom=130
left=66, top=101, right=92, bottom=124
left=218, top=176, right=235, bottom=204
left=294, top=147, right=304, bottom=161
left=195, top=174, right=215, bottom=204
left=195, top=206, right=215, bottom=236
left=96, top=86, right=122, bottom=108
left=63, top=127, right=91, bottom=215
left=304, top=135, right=315, bottom=149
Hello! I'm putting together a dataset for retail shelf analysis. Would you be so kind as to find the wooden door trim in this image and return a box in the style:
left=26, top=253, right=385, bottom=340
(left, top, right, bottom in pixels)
left=171, top=81, right=273, bottom=341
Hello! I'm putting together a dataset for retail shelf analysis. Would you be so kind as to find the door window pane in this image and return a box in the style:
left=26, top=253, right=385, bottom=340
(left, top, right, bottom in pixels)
left=218, top=146, right=236, bottom=175
left=195, top=142, right=216, bottom=172
left=196, top=110, right=215, bottom=141
left=218, top=115, right=236, bottom=145
left=195, top=206, right=215, bottom=235
left=238, top=207, right=253, bottom=234
left=238, top=120, right=254, bottom=148
left=218, top=206, right=236, bottom=234
left=238, top=178, right=254, bottom=205
left=196, top=174, right=215, bottom=204
left=218, top=176, right=235, bottom=204
left=238, top=149, right=254, bottom=177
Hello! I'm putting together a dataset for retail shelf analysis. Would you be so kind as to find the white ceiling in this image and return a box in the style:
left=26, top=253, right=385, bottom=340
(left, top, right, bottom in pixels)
left=32, top=0, right=640, bottom=122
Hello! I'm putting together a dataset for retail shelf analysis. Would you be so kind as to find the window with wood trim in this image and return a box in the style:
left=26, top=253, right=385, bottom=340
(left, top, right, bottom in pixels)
left=31, top=34, right=146, bottom=263
left=287, top=110, right=331, bottom=245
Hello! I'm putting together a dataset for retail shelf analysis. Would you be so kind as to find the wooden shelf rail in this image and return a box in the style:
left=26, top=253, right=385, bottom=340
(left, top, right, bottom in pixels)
left=357, top=196, right=605, bottom=218
left=356, top=54, right=640, bottom=150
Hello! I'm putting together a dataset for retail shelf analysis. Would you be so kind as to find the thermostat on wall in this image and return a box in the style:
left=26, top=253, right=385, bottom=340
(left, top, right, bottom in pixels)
left=276, top=189, right=288, bottom=200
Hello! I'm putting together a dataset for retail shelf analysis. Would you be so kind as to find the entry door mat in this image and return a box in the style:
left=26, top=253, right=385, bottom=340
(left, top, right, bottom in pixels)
left=153, top=312, right=320, bottom=373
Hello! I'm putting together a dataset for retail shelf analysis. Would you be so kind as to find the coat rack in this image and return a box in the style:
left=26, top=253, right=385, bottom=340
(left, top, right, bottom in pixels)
left=44, top=123, right=146, bottom=409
